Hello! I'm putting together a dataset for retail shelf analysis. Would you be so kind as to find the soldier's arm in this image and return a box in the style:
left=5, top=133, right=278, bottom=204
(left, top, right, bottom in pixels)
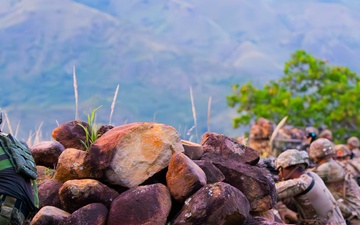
left=275, top=174, right=313, bottom=200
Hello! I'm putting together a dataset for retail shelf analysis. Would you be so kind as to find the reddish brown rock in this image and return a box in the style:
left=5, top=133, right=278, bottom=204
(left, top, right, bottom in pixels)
left=107, top=183, right=172, bottom=225
left=193, top=160, right=225, bottom=184
left=181, top=140, right=204, bottom=160
left=31, top=206, right=70, bottom=225
left=173, top=182, right=250, bottom=225
left=201, top=132, right=259, bottom=165
left=96, top=124, right=114, bottom=138
left=244, top=217, right=286, bottom=225
left=53, top=148, right=93, bottom=183
left=38, top=179, right=63, bottom=209
left=36, top=165, right=55, bottom=186
left=31, top=141, right=65, bottom=168
left=59, top=179, right=119, bottom=213
left=63, top=203, right=108, bottom=225
left=51, top=120, right=90, bottom=151
left=89, top=122, right=184, bottom=188
left=166, top=152, right=207, bottom=202
left=212, top=159, right=276, bottom=212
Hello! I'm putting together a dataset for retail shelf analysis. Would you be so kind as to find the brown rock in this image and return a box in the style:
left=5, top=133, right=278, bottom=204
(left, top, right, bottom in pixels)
left=173, top=182, right=250, bottom=225
left=36, top=166, right=55, bottom=186
left=63, top=203, right=108, bottom=225
left=38, top=179, right=63, bottom=209
left=51, top=120, right=89, bottom=151
left=201, top=132, right=259, bottom=165
left=166, top=152, right=207, bottom=202
left=212, top=159, right=276, bottom=212
left=193, top=160, right=225, bottom=184
left=244, top=217, right=286, bottom=225
left=96, top=124, right=114, bottom=138
left=53, top=148, right=93, bottom=183
left=31, top=141, right=65, bottom=168
left=30, top=206, right=70, bottom=225
left=107, top=183, right=172, bottom=225
left=181, top=140, right=204, bottom=160
left=89, top=122, right=184, bottom=188
left=59, top=179, right=119, bottom=213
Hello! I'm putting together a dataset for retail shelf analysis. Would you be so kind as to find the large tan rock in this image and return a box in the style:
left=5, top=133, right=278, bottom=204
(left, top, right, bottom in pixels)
left=31, top=141, right=65, bottom=168
left=53, top=148, right=93, bottom=183
left=89, top=122, right=184, bottom=188
left=51, top=120, right=89, bottom=151
left=59, top=179, right=119, bottom=213
left=107, top=183, right=172, bottom=225
left=30, top=206, right=70, bottom=225
left=201, top=132, right=260, bottom=165
left=166, top=152, right=207, bottom=202
left=173, top=182, right=250, bottom=225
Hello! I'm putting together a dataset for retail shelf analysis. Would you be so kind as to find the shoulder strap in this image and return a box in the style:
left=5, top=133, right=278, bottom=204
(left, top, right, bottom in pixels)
left=295, top=172, right=315, bottom=196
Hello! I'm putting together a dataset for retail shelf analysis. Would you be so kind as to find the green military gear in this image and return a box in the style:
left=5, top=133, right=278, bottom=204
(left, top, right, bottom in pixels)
left=347, top=136, right=360, bottom=148
left=275, top=149, right=309, bottom=170
left=0, top=132, right=38, bottom=180
left=309, top=138, right=334, bottom=159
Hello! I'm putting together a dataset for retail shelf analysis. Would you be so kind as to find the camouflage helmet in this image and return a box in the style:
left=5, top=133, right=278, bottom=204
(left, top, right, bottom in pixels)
left=275, top=149, right=309, bottom=170
left=333, top=144, right=351, bottom=157
left=309, top=138, right=334, bottom=159
left=347, top=136, right=360, bottom=148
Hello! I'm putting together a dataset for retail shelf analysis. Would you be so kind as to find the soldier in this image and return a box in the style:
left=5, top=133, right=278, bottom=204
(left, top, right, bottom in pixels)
left=275, top=149, right=346, bottom=225
left=347, top=136, right=360, bottom=159
left=319, top=129, right=333, bottom=142
left=333, top=144, right=360, bottom=186
left=309, top=138, right=360, bottom=225
left=0, top=111, right=38, bottom=224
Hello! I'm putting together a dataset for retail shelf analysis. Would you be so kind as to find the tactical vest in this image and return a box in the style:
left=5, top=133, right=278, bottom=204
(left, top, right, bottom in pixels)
left=0, top=132, right=37, bottom=180
left=0, top=132, right=39, bottom=209
left=277, top=172, right=346, bottom=225
left=0, top=145, right=12, bottom=171
left=294, top=172, right=345, bottom=225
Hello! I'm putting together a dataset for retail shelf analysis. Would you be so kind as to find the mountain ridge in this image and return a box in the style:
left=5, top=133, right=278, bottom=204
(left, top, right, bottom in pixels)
left=1, top=0, right=360, bottom=142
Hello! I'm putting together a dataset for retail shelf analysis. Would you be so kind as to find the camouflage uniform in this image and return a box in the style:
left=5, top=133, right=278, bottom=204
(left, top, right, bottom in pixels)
left=334, top=144, right=360, bottom=185
left=310, top=139, right=360, bottom=225
left=275, top=149, right=346, bottom=225
left=347, top=137, right=360, bottom=159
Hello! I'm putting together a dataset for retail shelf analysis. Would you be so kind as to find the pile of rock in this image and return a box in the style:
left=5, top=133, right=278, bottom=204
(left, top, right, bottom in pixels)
left=30, top=121, right=283, bottom=225
left=248, top=118, right=275, bottom=158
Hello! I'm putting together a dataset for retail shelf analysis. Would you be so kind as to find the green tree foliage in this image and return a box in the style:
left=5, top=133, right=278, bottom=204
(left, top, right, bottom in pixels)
left=227, top=50, right=360, bottom=142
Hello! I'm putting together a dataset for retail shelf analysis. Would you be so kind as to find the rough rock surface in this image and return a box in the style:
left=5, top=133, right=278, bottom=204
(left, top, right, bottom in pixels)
left=173, top=182, right=251, bottom=225
left=166, top=152, right=207, bottom=202
left=89, top=122, right=184, bottom=188
left=107, top=183, right=172, bottom=225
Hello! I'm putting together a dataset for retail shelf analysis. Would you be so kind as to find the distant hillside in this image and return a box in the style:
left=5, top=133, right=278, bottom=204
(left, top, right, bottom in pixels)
left=1, top=0, right=360, bottom=142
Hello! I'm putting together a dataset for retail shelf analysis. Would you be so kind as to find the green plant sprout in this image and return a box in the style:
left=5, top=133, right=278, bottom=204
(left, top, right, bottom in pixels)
left=78, top=106, right=102, bottom=151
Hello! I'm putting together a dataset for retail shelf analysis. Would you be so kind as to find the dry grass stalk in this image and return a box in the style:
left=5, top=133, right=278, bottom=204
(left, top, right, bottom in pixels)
left=109, top=84, right=119, bottom=125
left=34, top=122, right=43, bottom=146
left=189, top=86, right=199, bottom=142
left=26, top=130, right=34, bottom=147
left=207, top=96, right=212, bottom=132
left=4, top=111, right=13, bottom=135
left=73, top=65, right=79, bottom=121
left=14, top=121, right=20, bottom=138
